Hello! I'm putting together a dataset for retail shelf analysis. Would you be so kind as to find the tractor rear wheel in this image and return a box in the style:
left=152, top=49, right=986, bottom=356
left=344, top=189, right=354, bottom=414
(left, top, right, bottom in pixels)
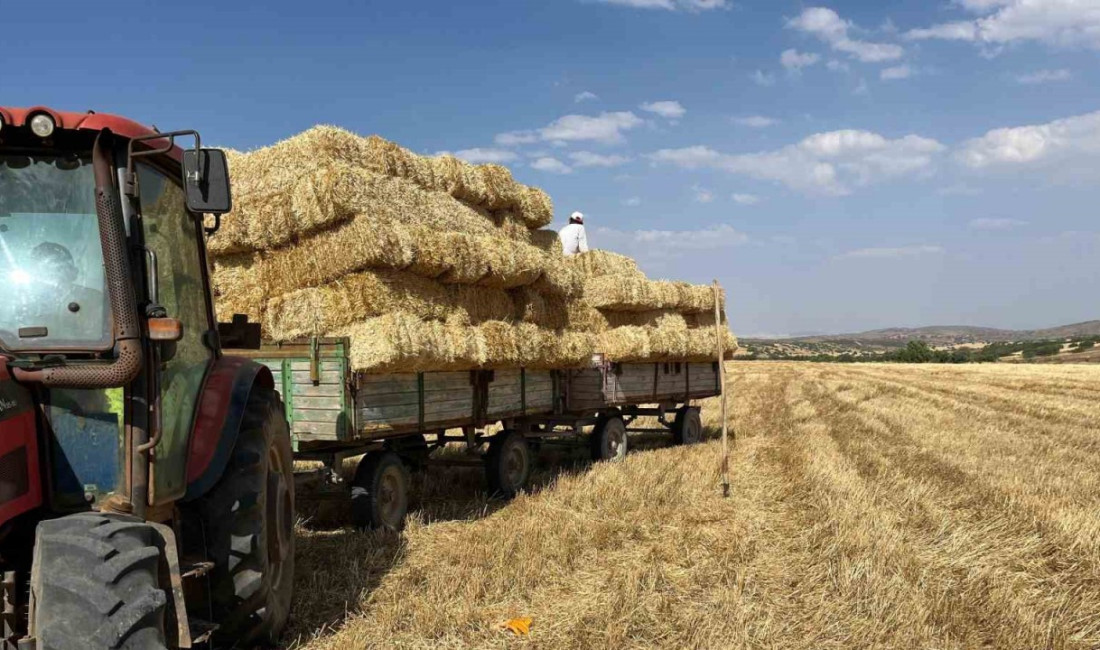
left=31, top=512, right=168, bottom=650
left=187, top=386, right=295, bottom=647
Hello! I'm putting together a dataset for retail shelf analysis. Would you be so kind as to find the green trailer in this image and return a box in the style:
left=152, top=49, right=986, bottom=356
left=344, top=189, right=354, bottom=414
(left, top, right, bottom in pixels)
left=224, top=336, right=722, bottom=529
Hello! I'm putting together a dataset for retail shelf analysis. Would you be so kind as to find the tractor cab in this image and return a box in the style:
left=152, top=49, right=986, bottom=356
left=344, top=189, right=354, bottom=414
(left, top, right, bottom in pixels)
left=0, top=107, right=294, bottom=649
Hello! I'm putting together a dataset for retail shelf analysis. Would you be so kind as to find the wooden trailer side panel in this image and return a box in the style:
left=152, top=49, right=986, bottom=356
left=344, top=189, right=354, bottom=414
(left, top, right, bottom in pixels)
left=485, top=369, right=555, bottom=420
left=566, top=362, right=722, bottom=412
left=265, top=358, right=352, bottom=444
left=356, top=372, right=475, bottom=436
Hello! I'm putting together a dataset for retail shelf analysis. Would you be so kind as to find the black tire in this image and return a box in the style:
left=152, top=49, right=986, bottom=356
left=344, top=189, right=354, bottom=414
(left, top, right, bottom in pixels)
left=32, top=512, right=167, bottom=650
left=673, top=406, right=703, bottom=445
left=186, top=385, right=295, bottom=647
left=388, top=434, right=430, bottom=473
left=351, top=452, right=410, bottom=531
left=591, top=415, right=628, bottom=462
left=484, top=431, right=531, bottom=498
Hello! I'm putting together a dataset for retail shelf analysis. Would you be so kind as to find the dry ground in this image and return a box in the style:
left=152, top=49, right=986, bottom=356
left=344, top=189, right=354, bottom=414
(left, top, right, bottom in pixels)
left=284, top=362, right=1100, bottom=649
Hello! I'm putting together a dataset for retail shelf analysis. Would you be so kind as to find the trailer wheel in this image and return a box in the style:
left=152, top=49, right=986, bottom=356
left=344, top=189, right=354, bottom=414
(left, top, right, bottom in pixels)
left=351, top=452, right=410, bottom=531
left=185, top=386, right=295, bottom=646
left=591, top=415, right=628, bottom=462
left=485, top=431, right=531, bottom=498
left=31, top=512, right=167, bottom=650
left=674, top=406, right=703, bottom=445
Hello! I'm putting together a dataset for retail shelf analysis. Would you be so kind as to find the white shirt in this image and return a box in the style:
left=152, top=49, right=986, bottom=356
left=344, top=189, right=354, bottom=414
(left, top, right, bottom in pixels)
left=559, top=223, right=589, bottom=256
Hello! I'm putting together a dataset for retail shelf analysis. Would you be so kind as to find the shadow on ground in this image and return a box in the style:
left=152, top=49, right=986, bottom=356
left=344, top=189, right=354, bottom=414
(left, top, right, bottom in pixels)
left=284, top=429, right=696, bottom=645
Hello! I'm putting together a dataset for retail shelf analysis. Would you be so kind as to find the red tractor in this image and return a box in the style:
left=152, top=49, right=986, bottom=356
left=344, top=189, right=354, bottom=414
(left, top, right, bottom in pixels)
left=0, top=107, right=295, bottom=648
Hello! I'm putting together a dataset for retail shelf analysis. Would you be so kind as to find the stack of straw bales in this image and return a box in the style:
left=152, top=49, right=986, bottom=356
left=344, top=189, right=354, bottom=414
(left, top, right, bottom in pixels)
left=209, top=127, right=586, bottom=373
left=210, top=126, right=735, bottom=373
left=566, top=251, right=739, bottom=363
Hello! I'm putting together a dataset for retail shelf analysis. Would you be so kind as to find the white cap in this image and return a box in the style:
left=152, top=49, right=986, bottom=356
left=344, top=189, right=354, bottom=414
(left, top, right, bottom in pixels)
left=570, top=211, right=584, bottom=223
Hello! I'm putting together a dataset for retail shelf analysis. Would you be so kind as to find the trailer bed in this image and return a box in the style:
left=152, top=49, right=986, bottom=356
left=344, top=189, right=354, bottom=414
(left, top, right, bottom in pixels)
left=226, top=339, right=721, bottom=451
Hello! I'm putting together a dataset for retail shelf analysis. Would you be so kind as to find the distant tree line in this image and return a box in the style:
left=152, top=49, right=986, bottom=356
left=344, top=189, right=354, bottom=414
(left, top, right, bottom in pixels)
left=741, top=336, right=1100, bottom=364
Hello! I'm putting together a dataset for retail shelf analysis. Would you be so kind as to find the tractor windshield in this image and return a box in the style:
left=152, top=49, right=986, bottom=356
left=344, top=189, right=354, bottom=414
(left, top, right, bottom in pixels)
left=0, top=153, right=111, bottom=352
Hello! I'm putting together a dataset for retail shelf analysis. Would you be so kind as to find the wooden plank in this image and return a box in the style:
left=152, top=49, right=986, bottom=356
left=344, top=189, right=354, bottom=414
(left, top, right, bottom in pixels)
left=293, top=420, right=341, bottom=437
left=293, top=408, right=343, bottom=424
left=288, top=360, right=344, bottom=372
left=294, top=395, right=344, bottom=410
left=289, top=370, right=344, bottom=384
left=290, top=383, right=344, bottom=398
left=423, top=373, right=476, bottom=391
left=359, top=398, right=473, bottom=421
left=356, top=391, right=421, bottom=408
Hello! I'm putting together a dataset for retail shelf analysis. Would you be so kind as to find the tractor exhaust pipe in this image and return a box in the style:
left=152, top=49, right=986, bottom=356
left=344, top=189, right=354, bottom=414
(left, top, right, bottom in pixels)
left=12, top=131, right=143, bottom=388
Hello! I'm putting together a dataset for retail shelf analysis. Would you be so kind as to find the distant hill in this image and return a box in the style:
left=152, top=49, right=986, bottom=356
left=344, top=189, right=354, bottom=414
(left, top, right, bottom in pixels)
left=740, top=320, right=1100, bottom=355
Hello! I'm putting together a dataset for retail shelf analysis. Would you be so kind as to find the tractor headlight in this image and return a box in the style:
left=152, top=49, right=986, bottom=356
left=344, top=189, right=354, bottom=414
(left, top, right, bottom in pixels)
left=29, top=114, right=55, bottom=138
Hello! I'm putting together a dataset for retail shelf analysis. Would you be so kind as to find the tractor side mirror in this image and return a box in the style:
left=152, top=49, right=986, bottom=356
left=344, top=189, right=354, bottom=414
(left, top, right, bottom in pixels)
left=182, top=149, right=232, bottom=215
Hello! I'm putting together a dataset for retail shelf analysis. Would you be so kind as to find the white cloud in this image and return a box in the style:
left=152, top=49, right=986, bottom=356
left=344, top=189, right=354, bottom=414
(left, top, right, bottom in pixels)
left=1015, top=69, right=1072, bottom=84
left=731, top=193, right=761, bottom=205
left=691, top=184, right=715, bottom=203
left=880, top=65, right=912, bottom=80
left=853, top=78, right=870, bottom=95
left=591, top=0, right=730, bottom=10
left=569, top=151, right=632, bottom=167
left=440, top=148, right=519, bottom=164
left=969, top=217, right=1027, bottom=230
left=594, top=224, right=749, bottom=262
left=826, top=59, right=851, bottom=72
left=622, top=196, right=642, bottom=206
left=640, top=100, right=687, bottom=119
left=733, top=115, right=779, bottom=128
left=787, top=7, right=905, bottom=62
left=905, top=0, right=1100, bottom=50
left=752, top=70, right=776, bottom=86
left=539, top=111, right=644, bottom=144
left=957, top=110, right=1100, bottom=169
left=494, top=130, right=539, bottom=146
left=834, top=245, right=945, bottom=260
left=781, top=48, right=822, bottom=71
left=649, top=129, right=945, bottom=195
left=530, top=157, right=573, bottom=174
left=574, top=91, right=599, bottom=103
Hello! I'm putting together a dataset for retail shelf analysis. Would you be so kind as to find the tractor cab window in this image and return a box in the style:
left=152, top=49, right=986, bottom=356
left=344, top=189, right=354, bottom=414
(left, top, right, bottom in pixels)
left=0, top=154, right=111, bottom=352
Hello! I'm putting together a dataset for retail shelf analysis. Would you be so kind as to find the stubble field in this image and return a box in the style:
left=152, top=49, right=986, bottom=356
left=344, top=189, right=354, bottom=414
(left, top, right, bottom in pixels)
left=284, top=362, right=1100, bottom=649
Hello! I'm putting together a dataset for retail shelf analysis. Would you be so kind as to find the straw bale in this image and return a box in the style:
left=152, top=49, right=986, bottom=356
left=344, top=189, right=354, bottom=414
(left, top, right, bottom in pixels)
left=479, top=243, right=545, bottom=289
left=567, top=250, right=641, bottom=278
left=566, top=303, right=609, bottom=332
left=210, top=252, right=265, bottom=324
left=224, top=126, right=553, bottom=230
left=597, top=325, right=738, bottom=363
left=529, top=229, right=562, bottom=255
left=516, top=187, right=554, bottom=229
left=211, top=165, right=533, bottom=257
left=263, top=270, right=516, bottom=340
left=584, top=276, right=718, bottom=313
left=334, top=313, right=482, bottom=374
left=603, top=310, right=690, bottom=330
left=533, top=257, right=584, bottom=297
left=511, top=287, right=571, bottom=329
left=332, top=314, right=592, bottom=373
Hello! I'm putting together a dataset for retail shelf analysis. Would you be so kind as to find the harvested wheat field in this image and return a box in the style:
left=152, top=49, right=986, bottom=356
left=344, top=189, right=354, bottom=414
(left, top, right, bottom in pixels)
left=286, top=362, right=1100, bottom=649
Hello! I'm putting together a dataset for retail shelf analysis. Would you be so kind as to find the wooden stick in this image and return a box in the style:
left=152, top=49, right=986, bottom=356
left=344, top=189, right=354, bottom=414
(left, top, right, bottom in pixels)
left=713, top=280, right=730, bottom=498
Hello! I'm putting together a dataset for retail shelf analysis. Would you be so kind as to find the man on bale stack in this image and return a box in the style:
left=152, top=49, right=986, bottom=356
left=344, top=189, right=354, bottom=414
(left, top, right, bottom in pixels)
left=559, top=211, right=589, bottom=257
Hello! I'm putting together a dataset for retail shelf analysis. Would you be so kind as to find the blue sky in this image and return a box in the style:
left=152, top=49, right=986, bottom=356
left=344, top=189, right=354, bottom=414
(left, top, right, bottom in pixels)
left=4, top=0, right=1099, bottom=336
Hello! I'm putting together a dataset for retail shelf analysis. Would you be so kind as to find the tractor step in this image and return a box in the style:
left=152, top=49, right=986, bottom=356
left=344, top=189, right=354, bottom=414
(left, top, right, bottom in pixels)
left=188, top=619, right=218, bottom=645
left=180, top=559, right=215, bottom=579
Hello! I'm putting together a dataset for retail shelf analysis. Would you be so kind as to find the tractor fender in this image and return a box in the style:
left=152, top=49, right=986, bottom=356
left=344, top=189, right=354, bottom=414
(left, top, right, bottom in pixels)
left=0, top=359, right=42, bottom=529
left=183, top=356, right=274, bottom=502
